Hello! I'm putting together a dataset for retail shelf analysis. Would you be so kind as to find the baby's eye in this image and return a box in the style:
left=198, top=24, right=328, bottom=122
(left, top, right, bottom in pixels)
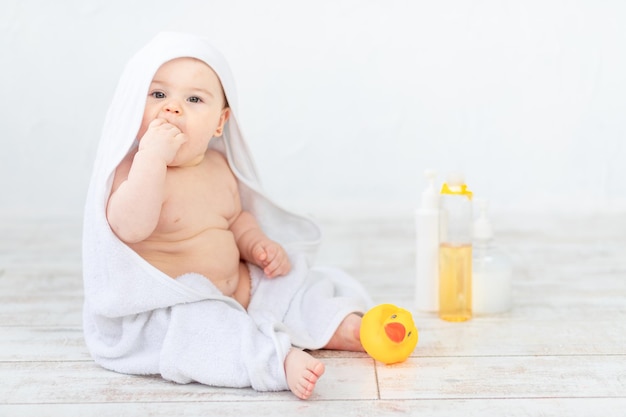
left=188, top=96, right=202, bottom=103
left=150, top=91, right=165, bottom=99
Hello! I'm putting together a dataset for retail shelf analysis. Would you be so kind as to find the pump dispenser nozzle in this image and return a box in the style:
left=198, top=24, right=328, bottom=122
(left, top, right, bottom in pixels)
left=420, top=170, right=438, bottom=210
left=473, top=198, right=493, bottom=241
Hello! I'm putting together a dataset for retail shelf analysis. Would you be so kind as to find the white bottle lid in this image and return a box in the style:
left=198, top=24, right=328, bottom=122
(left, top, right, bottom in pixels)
left=473, top=198, right=493, bottom=241
left=445, top=172, right=465, bottom=188
left=420, top=169, right=439, bottom=210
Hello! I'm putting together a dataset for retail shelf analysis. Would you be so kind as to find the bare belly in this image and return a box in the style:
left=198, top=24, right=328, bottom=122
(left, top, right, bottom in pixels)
left=130, top=228, right=247, bottom=300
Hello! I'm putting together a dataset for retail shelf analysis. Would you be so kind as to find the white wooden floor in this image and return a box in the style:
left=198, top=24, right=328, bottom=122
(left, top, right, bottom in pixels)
left=1, top=213, right=626, bottom=416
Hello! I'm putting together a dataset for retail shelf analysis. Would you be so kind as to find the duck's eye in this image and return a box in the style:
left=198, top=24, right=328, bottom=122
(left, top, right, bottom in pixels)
left=407, top=331, right=412, bottom=337
left=391, top=314, right=397, bottom=319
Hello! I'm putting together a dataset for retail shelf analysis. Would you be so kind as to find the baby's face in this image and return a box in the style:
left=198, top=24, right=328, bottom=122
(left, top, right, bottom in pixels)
left=138, top=57, right=229, bottom=166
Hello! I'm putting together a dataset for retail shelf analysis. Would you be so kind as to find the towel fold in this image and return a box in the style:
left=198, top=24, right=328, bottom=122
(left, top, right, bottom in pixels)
left=82, top=31, right=372, bottom=391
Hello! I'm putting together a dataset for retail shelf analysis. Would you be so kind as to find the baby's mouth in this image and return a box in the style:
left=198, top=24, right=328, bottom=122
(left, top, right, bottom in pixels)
left=157, top=114, right=179, bottom=127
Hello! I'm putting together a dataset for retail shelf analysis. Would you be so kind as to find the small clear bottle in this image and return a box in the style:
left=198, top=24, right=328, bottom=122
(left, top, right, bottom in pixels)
left=472, top=199, right=513, bottom=315
left=439, top=173, right=473, bottom=322
left=415, top=170, right=440, bottom=312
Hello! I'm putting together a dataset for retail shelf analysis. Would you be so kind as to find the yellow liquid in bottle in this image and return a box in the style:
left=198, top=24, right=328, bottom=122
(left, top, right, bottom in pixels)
left=439, top=243, right=472, bottom=322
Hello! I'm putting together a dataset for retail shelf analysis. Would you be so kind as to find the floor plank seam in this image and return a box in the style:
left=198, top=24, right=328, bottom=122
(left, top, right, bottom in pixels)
left=373, top=361, right=381, bottom=400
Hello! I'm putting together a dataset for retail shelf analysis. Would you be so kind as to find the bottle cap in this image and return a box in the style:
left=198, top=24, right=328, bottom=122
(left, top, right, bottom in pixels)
left=473, top=198, right=493, bottom=241
left=420, top=169, right=439, bottom=210
left=441, top=172, right=473, bottom=200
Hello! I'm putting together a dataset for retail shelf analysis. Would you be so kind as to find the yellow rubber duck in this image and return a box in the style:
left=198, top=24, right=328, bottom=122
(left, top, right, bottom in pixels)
left=359, top=303, right=418, bottom=364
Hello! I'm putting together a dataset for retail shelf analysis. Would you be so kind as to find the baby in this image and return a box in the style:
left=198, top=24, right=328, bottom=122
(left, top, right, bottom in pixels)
left=106, top=56, right=363, bottom=399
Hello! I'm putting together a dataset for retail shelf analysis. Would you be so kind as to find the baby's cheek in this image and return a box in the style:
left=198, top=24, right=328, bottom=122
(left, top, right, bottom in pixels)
left=136, top=122, right=149, bottom=141
left=137, top=112, right=158, bottom=140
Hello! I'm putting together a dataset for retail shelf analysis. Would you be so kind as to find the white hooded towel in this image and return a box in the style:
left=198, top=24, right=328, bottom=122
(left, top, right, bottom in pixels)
left=82, top=32, right=372, bottom=392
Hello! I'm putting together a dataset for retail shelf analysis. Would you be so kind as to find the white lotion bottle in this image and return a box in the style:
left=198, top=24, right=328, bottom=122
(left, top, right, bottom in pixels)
left=415, top=170, right=440, bottom=312
left=472, top=199, right=513, bottom=315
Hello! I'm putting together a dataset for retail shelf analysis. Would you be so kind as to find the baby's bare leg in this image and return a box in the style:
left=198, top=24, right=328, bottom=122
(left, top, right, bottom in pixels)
left=323, top=313, right=365, bottom=352
left=284, top=348, right=325, bottom=400
left=232, top=262, right=251, bottom=309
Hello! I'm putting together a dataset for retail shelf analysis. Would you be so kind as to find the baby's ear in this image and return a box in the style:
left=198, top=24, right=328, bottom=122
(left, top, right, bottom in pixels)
left=222, top=107, right=231, bottom=122
left=215, top=108, right=230, bottom=136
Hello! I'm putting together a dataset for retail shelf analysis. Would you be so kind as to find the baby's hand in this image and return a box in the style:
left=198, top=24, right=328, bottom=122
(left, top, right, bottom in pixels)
left=138, top=119, right=187, bottom=165
left=252, top=240, right=291, bottom=278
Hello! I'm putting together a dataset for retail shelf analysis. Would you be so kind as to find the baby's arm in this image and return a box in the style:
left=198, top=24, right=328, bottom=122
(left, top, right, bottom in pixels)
left=231, top=211, right=291, bottom=278
left=107, top=119, right=186, bottom=242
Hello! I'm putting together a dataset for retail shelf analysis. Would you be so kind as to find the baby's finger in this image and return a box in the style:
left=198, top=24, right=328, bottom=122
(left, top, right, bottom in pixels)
left=253, top=245, right=268, bottom=263
left=173, top=132, right=187, bottom=146
left=148, top=118, right=166, bottom=128
left=266, top=262, right=288, bottom=278
left=264, top=264, right=279, bottom=278
left=265, top=254, right=289, bottom=277
left=264, top=244, right=279, bottom=262
left=262, top=253, right=279, bottom=276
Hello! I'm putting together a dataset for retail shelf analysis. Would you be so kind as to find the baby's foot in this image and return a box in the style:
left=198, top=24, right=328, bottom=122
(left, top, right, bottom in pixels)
left=284, top=349, right=325, bottom=400
left=324, top=313, right=365, bottom=352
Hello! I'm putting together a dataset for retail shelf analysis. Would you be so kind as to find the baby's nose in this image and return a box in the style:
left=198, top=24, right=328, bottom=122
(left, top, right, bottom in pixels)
left=162, top=101, right=181, bottom=115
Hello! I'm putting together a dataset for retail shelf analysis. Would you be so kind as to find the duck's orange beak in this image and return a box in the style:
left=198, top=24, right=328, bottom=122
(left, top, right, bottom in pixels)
left=384, top=322, right=406, bottom=343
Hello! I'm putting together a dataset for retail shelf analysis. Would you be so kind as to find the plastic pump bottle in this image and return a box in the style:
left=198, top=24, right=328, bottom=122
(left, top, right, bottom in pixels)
left=472, top=199, right=513, bottom=315
left=415, top=170, right=439, bottom=312
left=439, top=173, right=473, bottom=322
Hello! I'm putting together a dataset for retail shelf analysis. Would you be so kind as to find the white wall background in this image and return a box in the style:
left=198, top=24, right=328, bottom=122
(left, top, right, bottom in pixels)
left=2, top=0, right=626, bottom=218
